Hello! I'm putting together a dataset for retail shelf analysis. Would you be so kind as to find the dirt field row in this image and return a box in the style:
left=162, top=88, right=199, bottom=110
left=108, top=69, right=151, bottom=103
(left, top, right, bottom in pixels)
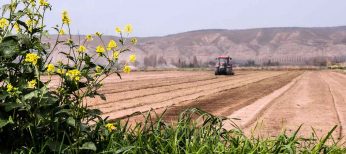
left=226, top=71, right=346, bottom=139
left=87, top=70, right=291, bottom=120
left=162, top=71, right=302, bottom=122
left=89, top=70, right=346, bottom=139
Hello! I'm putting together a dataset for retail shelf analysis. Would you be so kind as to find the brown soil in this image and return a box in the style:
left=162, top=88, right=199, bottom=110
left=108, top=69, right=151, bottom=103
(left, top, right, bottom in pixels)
left=87, top=70, right=289, bottom=120
left=236, top=71, right=346, bottom=139
left=162, top=71, right=302, bottom=122
left=47, top=69, right=346, bottom=139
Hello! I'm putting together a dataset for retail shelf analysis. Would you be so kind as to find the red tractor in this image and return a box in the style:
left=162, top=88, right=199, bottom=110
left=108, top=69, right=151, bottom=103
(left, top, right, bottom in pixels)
left=215, top=56, right=234, bottom=75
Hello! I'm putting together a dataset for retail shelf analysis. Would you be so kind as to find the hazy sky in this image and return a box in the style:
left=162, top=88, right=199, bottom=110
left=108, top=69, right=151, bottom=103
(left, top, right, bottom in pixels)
left=2, top=0, right=346, bottom=36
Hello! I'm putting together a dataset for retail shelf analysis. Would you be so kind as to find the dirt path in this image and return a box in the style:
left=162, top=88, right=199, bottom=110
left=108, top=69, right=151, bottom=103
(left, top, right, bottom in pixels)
left=233, top=71, right=346, bottom=139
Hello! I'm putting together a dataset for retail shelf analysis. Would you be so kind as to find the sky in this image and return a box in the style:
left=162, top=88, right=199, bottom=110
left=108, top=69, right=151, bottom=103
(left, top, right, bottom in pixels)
left=2, top=0, right=346, bottom=37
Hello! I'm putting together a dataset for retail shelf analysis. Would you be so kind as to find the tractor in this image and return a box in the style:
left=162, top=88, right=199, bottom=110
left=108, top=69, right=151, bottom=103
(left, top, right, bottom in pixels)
left=215, top=56, right=234, bottom=75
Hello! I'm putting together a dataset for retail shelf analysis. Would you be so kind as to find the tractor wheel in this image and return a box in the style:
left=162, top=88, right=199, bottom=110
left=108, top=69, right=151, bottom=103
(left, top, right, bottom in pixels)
left=215, top=69, right=219, bottom=75
left=226, top=68, right=232, bottom=75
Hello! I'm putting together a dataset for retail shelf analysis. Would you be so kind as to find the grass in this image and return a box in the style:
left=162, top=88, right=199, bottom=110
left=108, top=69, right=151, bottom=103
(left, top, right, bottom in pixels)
left=99, top=108, right=346, bottom=153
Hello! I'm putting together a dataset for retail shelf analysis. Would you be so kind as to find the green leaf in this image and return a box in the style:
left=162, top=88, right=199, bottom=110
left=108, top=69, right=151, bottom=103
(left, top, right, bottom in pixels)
left=55, top=109, right=73, bottom=116
left=42, top=42, right=50, bottom=51
left=12, top=11, right=25, bottom=19
left=83, top=54, right=96, bottom=68
left=312, top=125, right=338, bottom=153
left=31, top=27, right=43, bottom=35
left=16, top=20, right=29, bottom=31
left=79, top=142, right=96, bottom=151
left=87, top=108, right=102, bottom=116
left=0, top=116, right=13, bottom=128
left=0, top=36, right=20, bottom=60
left=23, top=87, right=48, bottom=101
left=0, top=93, right=9, bottom=100
left=77, top=81, right=87, bottom=89
left=96, top=93, right=106, bottom=101
left=59, top=52, right=74, bottom=61
left=23, top=89, right=40, bottom=100
left=47, top=140, right=67, bottom=152
left=115, top=146, right=135, bottom=153
left=67, top=117, right=76, bottom=128
left=4, top=102, right=25, bottom=112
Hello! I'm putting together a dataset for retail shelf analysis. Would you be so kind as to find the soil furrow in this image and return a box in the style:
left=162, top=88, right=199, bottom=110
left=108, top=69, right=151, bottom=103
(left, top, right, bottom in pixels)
left=162, top=71, right=302, bottom=122
left=88, top=71, right=268, bottom=107
left=321, top=72, right=346, bottom=139
left=99, top=75, right=217, bottom=94
left=93, top=72, right=283, bottom=114
left=319, top=73, right=343, bottom=139
left=242, top=71, right=341, bottom=138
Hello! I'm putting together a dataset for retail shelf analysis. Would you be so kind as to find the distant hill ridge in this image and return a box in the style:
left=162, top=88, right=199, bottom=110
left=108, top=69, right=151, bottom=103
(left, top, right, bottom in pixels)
left=45, top=26, right=346, bottom=67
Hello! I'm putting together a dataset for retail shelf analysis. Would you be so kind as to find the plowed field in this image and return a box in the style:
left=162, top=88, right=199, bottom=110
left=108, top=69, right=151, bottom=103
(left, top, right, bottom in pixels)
left=87, top=70, right=346, bottom=138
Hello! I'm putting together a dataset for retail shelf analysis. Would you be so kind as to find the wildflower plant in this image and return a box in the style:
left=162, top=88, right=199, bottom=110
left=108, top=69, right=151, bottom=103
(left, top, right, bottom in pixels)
left=0, top=0, right=137, bottom=152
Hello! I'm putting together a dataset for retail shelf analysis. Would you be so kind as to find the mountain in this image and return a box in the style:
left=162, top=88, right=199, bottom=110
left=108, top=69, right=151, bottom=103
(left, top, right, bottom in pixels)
left=44, top=26, right=346, bottom=67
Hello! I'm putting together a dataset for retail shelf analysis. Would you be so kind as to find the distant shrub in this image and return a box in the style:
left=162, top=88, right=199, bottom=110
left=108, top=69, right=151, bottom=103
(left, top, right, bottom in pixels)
left=244, top=59, right=257, bottom=67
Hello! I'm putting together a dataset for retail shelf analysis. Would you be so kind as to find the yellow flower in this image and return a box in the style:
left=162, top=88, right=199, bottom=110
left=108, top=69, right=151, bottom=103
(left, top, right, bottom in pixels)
left=13, top=23, right=20, bottom=32
left=107, top=40, right=117, bottom=50
left=85, top=34, right=93, bottom=41
left=25, top=19, right=31, bottom=26
left=62, top=10, right=71, bottom=25
left=113, top=51, right=120, bottom=60
left=6, top=83, right=14, bottom=92
left=131, top=38, right=138, bottom=45
left=25, top=19, right=37, bottom=31
left=96, top=45, right=105, bottom=54
left=46, top=64, right=55, bottom=74
left=129, top=54, right=136, bottom=63
left=115, top=27, right=122, bottom=33
left=95, top=32, right=102, bottom=37
left=105, top=123, right=116, bottom=132
left=39, top=0, right=49, bottom=6
left=124, top=24, right=133, bottom=33
left=25, top=53, right=40, bottom=65
left=95, top=66, right=102, bottom=75
left=78, top=45, right=87, bottom=53
left=6, top=83, right=18, bottom=95
left=0, top=18, right=9, bottom=29
left=123, top=65, right=131, bottom=73
left=66, top=69, right=81, bottom=81
left=25, top=19, right=32, bottom=26
left=29, top=0, right=36, bottom=6
left=27, top=80, right=37, bottom=89
left=56, top=68, right=66, bottom=75
left=59, top=29, right=65, bottom=35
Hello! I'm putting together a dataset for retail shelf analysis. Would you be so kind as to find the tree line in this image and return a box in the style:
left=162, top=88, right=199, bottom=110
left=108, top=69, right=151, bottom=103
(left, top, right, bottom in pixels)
left=139, top=54, right=346, bottom=68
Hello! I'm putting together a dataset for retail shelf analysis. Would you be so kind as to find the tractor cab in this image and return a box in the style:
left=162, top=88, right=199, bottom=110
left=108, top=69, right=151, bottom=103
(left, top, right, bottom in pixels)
left=215, top=56, right=234, bottom=75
